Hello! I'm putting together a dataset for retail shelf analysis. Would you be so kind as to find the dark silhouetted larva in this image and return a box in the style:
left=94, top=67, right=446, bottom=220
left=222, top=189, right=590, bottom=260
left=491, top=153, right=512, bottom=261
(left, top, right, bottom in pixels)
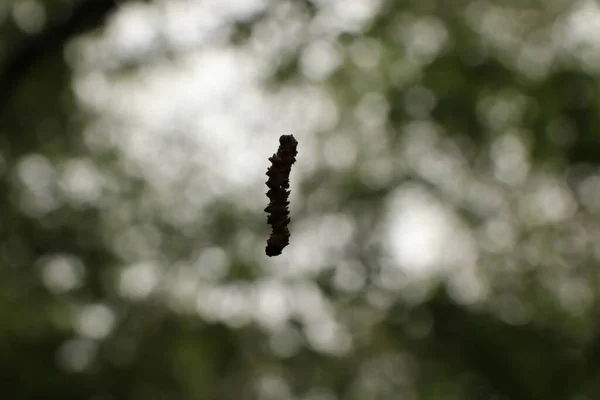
left=265, top=134, right=297, bottom=256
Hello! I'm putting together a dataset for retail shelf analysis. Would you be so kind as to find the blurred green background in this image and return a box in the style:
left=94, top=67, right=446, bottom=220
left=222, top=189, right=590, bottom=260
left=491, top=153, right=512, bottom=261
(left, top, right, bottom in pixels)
left=2, top=0, right=600, bottom=399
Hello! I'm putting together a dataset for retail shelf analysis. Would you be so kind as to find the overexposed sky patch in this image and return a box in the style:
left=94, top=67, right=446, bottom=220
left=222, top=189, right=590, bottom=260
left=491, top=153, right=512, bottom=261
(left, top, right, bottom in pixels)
left=385, top=186, right=477, bottom=277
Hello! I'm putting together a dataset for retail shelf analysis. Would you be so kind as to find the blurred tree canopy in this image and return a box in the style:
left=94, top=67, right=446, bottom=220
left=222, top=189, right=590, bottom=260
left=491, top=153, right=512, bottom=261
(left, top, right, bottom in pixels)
left=2, top=0, right=600, bottom=399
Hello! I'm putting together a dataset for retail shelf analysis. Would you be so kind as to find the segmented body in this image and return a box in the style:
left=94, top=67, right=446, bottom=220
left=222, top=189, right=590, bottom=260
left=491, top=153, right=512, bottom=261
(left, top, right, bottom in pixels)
left=265, top=135, right=297, bottom=256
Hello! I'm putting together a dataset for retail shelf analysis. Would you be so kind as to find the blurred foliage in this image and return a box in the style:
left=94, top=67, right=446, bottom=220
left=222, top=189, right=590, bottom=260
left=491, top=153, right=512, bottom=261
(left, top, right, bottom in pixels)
left=2, top=0, right=600, bottom=399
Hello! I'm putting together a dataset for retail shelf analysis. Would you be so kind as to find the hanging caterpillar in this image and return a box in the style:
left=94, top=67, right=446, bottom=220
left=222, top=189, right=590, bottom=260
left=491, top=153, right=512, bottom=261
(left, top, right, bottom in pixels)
left=264, top=134, right=297, bottom=256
